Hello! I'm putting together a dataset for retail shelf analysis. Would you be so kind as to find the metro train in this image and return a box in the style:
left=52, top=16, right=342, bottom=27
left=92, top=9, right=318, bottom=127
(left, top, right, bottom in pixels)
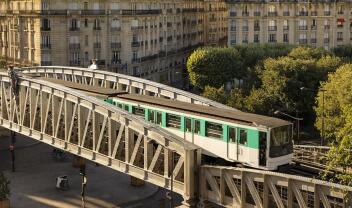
left=104, top=93, right=293, bottom=170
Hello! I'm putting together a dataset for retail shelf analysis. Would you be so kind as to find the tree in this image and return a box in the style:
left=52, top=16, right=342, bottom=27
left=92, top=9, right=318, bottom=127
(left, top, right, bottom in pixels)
left=0, top=172, right=10, bottom=201
left=332, top=44, right=352, bottom=62
left=315, top=64, right=352, bottom=141
left=0, top=56, right=6, bottom=69
left=201, top=86, right=227, bottom=104
left=187, top=47, right=242, bottom=89
left=324, top=105, right=352, bottom=186
left=245, top=48, right=342, bottom=118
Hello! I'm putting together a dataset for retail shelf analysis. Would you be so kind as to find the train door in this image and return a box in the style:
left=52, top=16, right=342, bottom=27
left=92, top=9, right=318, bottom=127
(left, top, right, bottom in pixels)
left=259, top=131, right=267, bottom=167
left=184, top=117, right=193, bottom=142
left=237, top=128, right=248, bottom=163
left=148, top=110, right=162, bottom=126
left=227, top=126, right=238, bottom=160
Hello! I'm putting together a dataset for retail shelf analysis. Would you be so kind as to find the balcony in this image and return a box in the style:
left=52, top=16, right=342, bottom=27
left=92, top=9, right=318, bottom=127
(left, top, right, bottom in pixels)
left=131, top=41, right=140, bottom=47
left=299, top=25, right=308, bottom=30
left=311, top=25, right=317, bottom=30
left=242, top=26, right=248, bottom=31
left=69, top=27, right=80, bottom=31
left=69, top=43, right=80, bottom=49
left=242, top=12, right=249, bottom=16
left=93, top=26, right=101, bottom=31
left=229, top=12, right=237, bottom=17
left=254, top=11, right=260, bottom=16
left=283, top=11, right=290, bottom=16
left=141, top=54, right=158, bottom=62
left=41, top=61, right=52, bottom=66
left=69, top=60, right=81, bottom=66
left=131, top=26, right=143, bottom=30
left=131, top=58, right=141, bottom=63
left=254, top=26, right=260, bottom=31
left=311, top=11, right=318, bottom=16
left=299, top=39, right=307, bottom=44
left=111, top=27, right=121, bottom=32
left=299, top=11, right=308, bottom=16
left=324, top=11, right=331, bottom=16
left=41, top=27, right=51, bottom=31
left=324, top=38, right=329, bottom=43
left=111, top=59, right=121, bottom=65
left=268, top=11, right=277, bottom=17
left=111, top=42, right=121, bottom=48
left=311, top=38, right=317, bottom=43
left=268, top=26, right=277, bottom=31
left=337, top=37, right=343, bottom=42
left=40, top=44, right=51, bottom=49
left=122, top=9, right=161, bottom=15
left=81, top=10, right=106, bottom=15
left=93, top=42, right=101, bottom=48
left=283, top=26, right=289, bottom=30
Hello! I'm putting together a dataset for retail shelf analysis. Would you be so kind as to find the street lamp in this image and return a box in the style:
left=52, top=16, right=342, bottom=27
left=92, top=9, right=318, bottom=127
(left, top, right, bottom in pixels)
left=300, top=87, right=327, bottom=146
left=274, top=110, right=303, bottom=144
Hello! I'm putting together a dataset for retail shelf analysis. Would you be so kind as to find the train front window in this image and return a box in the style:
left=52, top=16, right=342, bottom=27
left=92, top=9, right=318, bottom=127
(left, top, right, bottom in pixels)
left=269, top=125, right=293, bottom=158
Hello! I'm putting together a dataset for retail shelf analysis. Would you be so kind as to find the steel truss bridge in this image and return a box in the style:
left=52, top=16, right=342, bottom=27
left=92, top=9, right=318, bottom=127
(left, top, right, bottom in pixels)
left=0, top=66, right=350, bottom=208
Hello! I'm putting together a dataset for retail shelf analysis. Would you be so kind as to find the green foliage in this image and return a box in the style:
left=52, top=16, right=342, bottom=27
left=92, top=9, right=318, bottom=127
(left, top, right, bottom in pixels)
left=234, top=43, right=294, bottom=69
left=324, top=105, right=352, bottom=186
left=187, top=47, right=242, bottom=89
left=315, top=64, right=352, bottom=141
left=245, top=47, right=342, bottom=118
left=332, top=44, right=352, bottom=61
left=0, top=56, right=6, bottom=69
left=288, top=46, right=328, bottom=60
left=0, top=172, right=10, bottom=200
left=201, top=86, right=227, bottom=104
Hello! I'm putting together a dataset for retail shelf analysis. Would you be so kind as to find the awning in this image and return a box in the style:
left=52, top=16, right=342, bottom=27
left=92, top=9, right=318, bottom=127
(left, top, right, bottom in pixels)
left=337, top=17, right=345, bottom=22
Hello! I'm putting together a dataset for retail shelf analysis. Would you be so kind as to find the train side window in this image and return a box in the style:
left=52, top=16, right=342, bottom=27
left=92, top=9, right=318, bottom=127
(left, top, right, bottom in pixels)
left=185, top=118, right=192, bottom=132
left=113, top=101, right=117, bottom=105
left=166, top=114, right=181, bottom=129
left=205, top=122, right=222, bottom=139
left=149, top=110, right=155, bottom=123
left=229, top=127, right=236, bottom=143
left=133, top=106, right=144, bottom=117
left=118, top=104, right=123, bottom=109
left=124, top=105, right=129, bottom=111
left=194, top=120, right=201, bottom=134
left=156, top=111, right=162, bottom=125
left=239, top=129, right=247, bottom=145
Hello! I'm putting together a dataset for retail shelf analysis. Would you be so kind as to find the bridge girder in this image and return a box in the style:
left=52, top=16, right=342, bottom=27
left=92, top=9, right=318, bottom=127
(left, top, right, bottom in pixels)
left=0, top=73, right=200, bottom=205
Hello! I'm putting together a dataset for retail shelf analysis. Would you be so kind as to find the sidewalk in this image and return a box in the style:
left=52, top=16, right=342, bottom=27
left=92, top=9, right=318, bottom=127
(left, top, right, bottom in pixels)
left=0, top=132, right=158, bottom=208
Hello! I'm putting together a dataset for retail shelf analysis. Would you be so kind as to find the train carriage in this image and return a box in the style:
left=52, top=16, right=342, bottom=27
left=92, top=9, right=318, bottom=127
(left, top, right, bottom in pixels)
left=105, top=94, right=293, bottom=171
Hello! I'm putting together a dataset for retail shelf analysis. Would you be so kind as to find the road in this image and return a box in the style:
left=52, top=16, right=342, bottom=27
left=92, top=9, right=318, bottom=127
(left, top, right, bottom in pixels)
left=0, top=129, right=159, bottom=208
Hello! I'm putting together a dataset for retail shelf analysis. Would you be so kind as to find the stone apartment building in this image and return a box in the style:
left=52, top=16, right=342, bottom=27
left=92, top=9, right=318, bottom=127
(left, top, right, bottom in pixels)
left=0, top=0, right=227, bottom=85
left=227, top=0, right=352, bottom=50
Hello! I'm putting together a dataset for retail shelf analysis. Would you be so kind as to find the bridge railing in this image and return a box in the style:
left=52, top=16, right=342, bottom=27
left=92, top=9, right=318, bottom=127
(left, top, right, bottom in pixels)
left=20, top=66, right=236, bottom=111
left=200, top=165, right=352, bottom=208
left=0, top=72, right=200, bottom=205
left=293, top=145, right=352, bottom=174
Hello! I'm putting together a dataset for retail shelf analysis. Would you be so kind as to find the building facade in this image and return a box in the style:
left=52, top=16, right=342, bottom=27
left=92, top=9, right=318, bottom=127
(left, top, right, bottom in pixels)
left=227, top=0, right=352, bottom=50
left=0, top=0, right=227, bottom=85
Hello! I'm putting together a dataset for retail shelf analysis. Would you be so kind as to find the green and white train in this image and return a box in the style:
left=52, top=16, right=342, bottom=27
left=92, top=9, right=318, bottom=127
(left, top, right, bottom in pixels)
left=105, top=93, right=293, bottom=171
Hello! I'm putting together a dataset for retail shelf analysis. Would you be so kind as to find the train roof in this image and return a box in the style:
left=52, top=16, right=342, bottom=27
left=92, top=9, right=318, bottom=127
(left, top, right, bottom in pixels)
left=38, top=77, right=124, bottom=98
left=37, top=77, right=291, bottom=128
left=115, top=94, right=291, bottom=128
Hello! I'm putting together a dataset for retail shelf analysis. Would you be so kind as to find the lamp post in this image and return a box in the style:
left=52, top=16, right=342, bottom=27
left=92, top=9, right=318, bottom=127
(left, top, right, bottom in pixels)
left=300, top=87, right=326, bottom=146
left=274, top=111, right=303, bottom=144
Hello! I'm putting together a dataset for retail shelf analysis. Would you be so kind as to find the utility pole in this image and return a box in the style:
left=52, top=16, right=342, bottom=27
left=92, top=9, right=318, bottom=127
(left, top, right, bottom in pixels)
left=80, top=164, right=87, bottom=208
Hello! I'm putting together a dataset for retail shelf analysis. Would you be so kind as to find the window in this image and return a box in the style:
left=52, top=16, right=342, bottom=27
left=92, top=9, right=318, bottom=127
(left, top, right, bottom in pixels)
left=229, top=127, right=236, bottom=143
left=69, top=2, right=78, bottom=10
left=254, top=34, right=259, bottom=43
left=156, top=112, right=162, bottom=125
left=111, top=3, right=119, bottom=10
left=185, top=118, right=192, bottom=132
left=111, top=19, right=121, bottom=29
left=132, top=106, right=144, bottom=117
left=83, top=2, right=88, bottom=10
left=269, top=34, right=276, bottom=43
left=337, top=32, right=343, bottom=41
left=239, top=129, right=247, bottom=145
left=283, top=33, right=288, bottom=43
left=94, top=19, right=100, bottom=29
left=166, top=114, right=181, bottom=129
left=84, top=51, right=88, bottom=62
left=112, top=51, right=120, bottom=63
left=85, top=35, right=88, bottom=46
left=194, top=120, right=201, bottom=134
left=149, top=110, right=155, bottom=123
left=84, top=19, right=88, bottom=27
left=205, top=122, right=222, bottom=139
left=71, top=19, right=79, bottom=30
left=41, top=18, right=50, bottom=30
